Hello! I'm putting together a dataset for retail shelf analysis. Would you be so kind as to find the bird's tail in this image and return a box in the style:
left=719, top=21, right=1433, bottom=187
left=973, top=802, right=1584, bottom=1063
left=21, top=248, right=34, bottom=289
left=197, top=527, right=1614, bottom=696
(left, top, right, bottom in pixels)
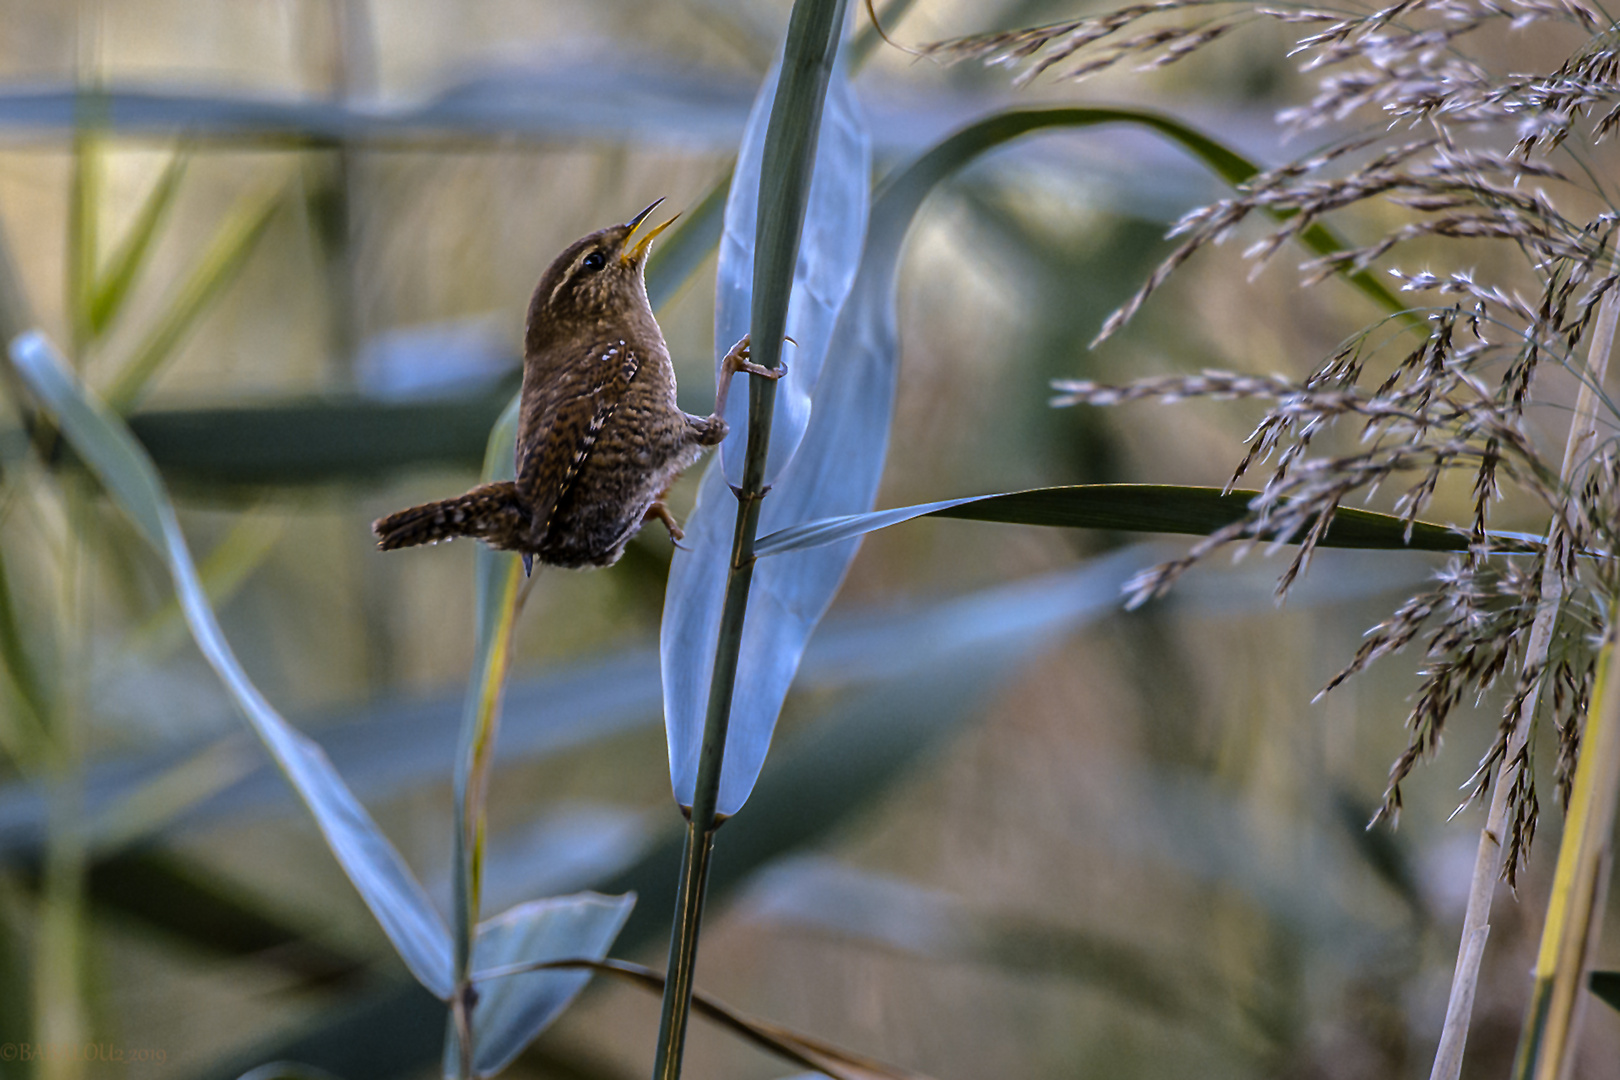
left=372, top=482, right=528, bottom=551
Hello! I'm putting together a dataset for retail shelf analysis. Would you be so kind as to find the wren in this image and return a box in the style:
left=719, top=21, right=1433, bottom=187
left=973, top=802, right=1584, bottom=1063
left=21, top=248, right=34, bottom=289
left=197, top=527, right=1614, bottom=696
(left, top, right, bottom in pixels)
left=372, top=199, right=782, bottom=572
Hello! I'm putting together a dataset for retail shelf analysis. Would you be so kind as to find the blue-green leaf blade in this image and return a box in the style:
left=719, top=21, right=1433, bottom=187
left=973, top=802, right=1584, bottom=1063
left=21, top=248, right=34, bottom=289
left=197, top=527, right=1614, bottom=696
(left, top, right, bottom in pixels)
left=663, top=0, right=867, bottom=816
left=7, top=330, right=455, bottom=1000
left=671, top=106, right=1323, bottom=816
left=451, top=892, right=634, bottom=1077
left=713, top=52, right=870, bottom=485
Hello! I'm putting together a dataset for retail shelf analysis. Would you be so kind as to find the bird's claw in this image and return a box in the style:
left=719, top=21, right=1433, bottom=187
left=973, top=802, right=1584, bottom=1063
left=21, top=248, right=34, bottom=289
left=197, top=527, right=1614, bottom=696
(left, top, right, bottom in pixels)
left=739, top=359, right=786, bottom=380
left=721, top=335, right=787, bottom=382
left=647, top=501, right=686, bottom=544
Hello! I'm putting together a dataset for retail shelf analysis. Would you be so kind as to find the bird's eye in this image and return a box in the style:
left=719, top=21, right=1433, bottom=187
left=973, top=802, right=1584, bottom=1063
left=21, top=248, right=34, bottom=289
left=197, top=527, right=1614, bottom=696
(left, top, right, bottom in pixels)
left=581, top=251, right=606, bottom=273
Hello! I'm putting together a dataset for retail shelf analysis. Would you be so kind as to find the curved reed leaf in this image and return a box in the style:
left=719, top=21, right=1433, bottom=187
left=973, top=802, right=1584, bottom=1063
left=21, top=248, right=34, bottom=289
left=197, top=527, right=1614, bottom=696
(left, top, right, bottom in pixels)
left=667, top=104, right=1400, bottom=819
left=753, top=483, right=1534, bottom=556
left=661, top=0, right=860, bottom=812
left=8, top=331, right=455, bottom=1000
left=448, top=893, right=634, bottom=1078
left=713, top=54, right=869, bottom=485
left=184, top=551, right=1158, bottom=1080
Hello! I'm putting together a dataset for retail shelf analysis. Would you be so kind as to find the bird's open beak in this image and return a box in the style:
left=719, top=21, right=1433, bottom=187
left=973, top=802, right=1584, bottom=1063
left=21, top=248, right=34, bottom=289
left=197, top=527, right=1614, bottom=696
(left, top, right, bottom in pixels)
left=622, top=198, right=678, bottom=265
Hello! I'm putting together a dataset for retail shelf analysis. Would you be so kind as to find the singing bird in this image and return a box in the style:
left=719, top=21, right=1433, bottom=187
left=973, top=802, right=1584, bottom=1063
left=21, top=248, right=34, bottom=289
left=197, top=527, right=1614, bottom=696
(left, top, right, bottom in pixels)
left=372, top=199, right=781, bottom=572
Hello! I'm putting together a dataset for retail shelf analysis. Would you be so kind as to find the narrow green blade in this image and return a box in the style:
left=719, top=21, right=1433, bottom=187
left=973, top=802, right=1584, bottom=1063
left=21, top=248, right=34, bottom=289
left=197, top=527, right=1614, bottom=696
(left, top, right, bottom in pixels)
left=104, top=182, right=284, bottom=412
left=88, top=149, right=189, bottom=336
left=755, top=484, right=1540, bottom=556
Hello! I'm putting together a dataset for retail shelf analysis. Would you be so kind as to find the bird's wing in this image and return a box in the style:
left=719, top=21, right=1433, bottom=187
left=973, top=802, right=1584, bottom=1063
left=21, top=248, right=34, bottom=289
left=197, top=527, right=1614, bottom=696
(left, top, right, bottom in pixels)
left=514, top=340, right=642, bottom=546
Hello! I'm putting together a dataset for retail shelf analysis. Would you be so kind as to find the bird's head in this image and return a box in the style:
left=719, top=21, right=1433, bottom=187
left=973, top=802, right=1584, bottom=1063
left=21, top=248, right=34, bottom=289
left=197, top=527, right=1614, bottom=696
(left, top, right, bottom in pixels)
left=524, top=199, right=677, bottom=353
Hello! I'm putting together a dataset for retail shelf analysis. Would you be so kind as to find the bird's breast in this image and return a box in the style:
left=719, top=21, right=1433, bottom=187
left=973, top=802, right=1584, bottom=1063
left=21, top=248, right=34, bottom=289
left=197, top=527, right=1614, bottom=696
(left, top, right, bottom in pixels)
left=529, top=351, right=695, bottom=568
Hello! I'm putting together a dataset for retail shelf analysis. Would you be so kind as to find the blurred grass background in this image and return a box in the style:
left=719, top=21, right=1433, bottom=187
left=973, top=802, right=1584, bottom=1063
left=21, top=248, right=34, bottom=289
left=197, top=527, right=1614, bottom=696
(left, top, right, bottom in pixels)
left=0, top=1, right=1616, bottom=1078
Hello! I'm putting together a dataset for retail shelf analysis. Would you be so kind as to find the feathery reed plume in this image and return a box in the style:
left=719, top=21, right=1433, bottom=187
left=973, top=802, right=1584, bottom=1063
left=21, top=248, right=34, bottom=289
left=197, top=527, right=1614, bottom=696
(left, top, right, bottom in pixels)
left=1021, top=0, right=1620, bottom=869
left=928, top=0, right=1620, bottom=1073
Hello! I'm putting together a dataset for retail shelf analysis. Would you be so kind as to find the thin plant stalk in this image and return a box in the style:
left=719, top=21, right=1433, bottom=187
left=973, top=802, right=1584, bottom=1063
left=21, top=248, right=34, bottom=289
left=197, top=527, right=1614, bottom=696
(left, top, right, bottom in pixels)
left=1430, top=283, right=1620, bottom=1080
left=450, top=398, right=526, bottom=1079
left=66, top=126, right=100, bottom=361
left=37, top=481, right=90, bottom=1080
left=1512, top=597, right=1620, bottom=1080
left=649, top=2, right=847, bottom=1077
left=42, top=129, right=97, bottom=1070
left=647, top=233, right=776, bottom=1080
left=451, top=555, right=524, bottom=1079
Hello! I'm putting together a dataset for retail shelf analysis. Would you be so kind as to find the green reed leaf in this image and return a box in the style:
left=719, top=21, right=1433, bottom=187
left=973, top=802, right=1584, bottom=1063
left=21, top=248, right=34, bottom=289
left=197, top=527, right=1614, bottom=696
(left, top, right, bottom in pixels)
left=755, top=484, right=1538, bottom=556
left=67, top=123, right=103, bottom=353
left=104, top=181, right=284, bottom=413
left=88, top=150, right=189, bottom=337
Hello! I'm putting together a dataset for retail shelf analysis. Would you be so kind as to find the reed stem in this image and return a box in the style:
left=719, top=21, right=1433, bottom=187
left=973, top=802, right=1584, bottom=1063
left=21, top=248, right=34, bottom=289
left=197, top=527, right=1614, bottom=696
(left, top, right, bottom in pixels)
left=649, top=2, right=847, bottom=1076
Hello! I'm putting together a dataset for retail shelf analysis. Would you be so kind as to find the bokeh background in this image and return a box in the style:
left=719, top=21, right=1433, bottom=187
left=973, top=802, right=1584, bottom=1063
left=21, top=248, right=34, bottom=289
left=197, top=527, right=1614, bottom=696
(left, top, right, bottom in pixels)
left=0, top=2, right=1616, bottom=1078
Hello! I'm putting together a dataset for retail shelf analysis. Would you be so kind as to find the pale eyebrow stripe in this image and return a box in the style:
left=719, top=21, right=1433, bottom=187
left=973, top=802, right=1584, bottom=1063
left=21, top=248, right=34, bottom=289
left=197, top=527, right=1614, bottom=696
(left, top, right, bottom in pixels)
left=549, top=248, right=603, bottom=304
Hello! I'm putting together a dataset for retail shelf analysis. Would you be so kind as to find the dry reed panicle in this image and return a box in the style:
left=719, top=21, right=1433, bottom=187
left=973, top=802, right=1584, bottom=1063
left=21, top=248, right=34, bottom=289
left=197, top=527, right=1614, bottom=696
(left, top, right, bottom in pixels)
left=934, top=0, right=1620, bottom=883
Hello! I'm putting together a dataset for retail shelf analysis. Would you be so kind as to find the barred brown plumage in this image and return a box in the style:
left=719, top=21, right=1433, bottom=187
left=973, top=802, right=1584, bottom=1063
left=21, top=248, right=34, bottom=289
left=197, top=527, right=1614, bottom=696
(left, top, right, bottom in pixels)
left=372, top=481, right=529, bottom=551
left=371, top=199, right=783, bottom=572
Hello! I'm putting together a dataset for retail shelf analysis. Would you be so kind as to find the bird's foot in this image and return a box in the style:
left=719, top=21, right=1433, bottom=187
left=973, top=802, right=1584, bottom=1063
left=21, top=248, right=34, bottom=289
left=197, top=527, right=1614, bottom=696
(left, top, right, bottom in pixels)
left=702, top=336, right=788, bottom=438
left=646, top=501, right=685, bottom=543
left=720, top=335, right=788, bottom=382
